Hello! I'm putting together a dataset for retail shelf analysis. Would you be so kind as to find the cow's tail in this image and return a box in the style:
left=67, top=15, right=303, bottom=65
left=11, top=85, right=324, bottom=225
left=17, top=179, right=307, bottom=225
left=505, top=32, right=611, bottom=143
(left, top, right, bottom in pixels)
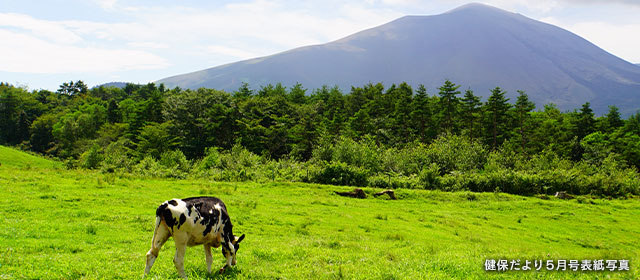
left=145, top=210, right=164, bottom=276
left=150, top=202, right=169, bottom=245
left=150, top=215, right=161, bottom=246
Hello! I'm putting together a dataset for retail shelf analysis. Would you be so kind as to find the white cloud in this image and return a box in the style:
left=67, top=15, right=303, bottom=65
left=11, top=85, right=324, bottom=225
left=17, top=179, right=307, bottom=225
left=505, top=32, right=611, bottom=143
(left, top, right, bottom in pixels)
left=44, top=0, right=403, bottom=65
left=0, top=29, right=169, bottom=73
left=381, top=0, right=420, bottom=6
left=0, top=13, right=83, bottom=44
left=95, top=0, right=118, bottom=11
left=541, top=17, right=640, bottom=63
left=127, top=42, right=169, bottom=49
left=1, top=0, right=404, bottom=77
left=476, top=0, right=561, bottom=13
left=561, top=0, right=640, bottom=6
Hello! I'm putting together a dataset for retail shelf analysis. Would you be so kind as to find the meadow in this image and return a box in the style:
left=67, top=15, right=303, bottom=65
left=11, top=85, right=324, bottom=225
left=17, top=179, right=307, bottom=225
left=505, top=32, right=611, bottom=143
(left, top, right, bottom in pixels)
left=0, top=146, right=638, bottom=279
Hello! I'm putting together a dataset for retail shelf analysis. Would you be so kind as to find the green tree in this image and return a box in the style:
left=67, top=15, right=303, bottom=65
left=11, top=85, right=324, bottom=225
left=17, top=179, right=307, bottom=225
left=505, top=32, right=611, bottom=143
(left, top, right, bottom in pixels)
left=601, top=105, right=624, bottom=133
left=136, top=122, right=179, bottom=159
left=410, top=84, right=433, bottom=143
left=30, top=113, right=59, bottom=153
left=290, top=104, right=319, bottom=160
left=437, top=80, right=461, bottom=133
left=347, top=108, right=373, bottom=139
left=107, top=99, right=120, bottom=123
left=313, top=86, right=346, bottom=137
left=233, top=82, right=253, bottom=99
left=575, top=102, right=595, bottom=140
left=0, top=85, right=19, bottom=143
left=512, top=90, right=536, bottom=154
left=580, top=132, right=611, bottom=165
left=258, top=83, right=287, bottom=98
left=164, top=88, right=234, bottom=158
left=484, top=87, right=511, bottom=150
left=460, top=88, right=482, bottom=140
left=288, top=83, right=307, bottom=104
left=57, top=80, right=88, bottom=96
left=390, top=82, right=414, bottom=143
left=51, top=102, right=108, bottom=156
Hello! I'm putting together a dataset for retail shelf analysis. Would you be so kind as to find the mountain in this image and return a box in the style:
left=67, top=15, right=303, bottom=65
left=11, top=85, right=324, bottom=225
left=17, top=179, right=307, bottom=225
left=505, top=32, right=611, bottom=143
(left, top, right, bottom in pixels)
left=93, top=82, right=129, bottom=89
left=158, top=3, right=640, bottom=115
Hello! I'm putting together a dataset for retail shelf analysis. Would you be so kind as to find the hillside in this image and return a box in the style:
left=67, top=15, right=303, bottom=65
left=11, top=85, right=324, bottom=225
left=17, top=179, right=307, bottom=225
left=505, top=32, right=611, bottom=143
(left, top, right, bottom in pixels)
left=158, top=3, right=640, bottom=115
left=0, top=145, right=62, bottom=169
left=1, top=165, right=638, bottom=279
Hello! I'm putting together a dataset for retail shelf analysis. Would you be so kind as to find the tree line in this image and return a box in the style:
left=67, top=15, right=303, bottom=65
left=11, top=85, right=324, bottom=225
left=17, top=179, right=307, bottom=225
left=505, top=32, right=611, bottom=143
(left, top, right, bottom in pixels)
left=1, top=80, right=639, bottom=196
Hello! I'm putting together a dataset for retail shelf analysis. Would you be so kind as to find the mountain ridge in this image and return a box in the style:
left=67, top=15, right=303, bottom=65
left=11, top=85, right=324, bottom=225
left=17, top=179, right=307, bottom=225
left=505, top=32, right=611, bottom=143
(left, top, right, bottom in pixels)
left=158, top=3, right=640, bottom=115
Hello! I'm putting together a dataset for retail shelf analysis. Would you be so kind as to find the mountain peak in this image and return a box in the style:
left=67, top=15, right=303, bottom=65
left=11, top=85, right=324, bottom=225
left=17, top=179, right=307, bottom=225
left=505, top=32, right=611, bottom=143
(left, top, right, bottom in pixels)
left=158, top=3, right=640, bottom=116
left=445, top=2, right=511, bottom=14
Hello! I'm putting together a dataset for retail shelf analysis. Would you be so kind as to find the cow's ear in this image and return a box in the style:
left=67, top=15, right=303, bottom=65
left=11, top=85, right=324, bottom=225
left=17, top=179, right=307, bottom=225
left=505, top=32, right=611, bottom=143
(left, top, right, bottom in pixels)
left=235, top=234, right=245, bottom=244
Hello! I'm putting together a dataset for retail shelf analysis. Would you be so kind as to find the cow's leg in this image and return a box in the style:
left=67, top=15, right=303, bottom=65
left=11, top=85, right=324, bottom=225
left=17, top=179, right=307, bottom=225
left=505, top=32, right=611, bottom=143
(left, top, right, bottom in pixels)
left=145, top=217, right=170, bottom=276
left=204, top=244, right=213, bottom=274
left=173, top=233, right=188, bottom=279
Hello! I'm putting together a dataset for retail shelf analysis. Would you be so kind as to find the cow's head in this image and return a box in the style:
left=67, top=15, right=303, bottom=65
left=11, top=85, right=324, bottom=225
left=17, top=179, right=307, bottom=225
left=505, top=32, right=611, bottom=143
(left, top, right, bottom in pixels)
left=222, top=234, right=245, bottom=265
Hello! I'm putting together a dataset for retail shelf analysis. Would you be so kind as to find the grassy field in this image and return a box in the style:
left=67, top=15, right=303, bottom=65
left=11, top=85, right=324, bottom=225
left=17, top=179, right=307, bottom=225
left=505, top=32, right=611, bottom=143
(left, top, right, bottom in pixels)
left=0, top=146, right=639, bottom=279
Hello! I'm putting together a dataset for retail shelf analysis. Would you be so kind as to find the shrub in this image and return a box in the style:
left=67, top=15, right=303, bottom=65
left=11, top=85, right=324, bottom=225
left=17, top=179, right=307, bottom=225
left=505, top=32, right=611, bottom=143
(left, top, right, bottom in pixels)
left=425, top=133, right=487, bottom=174
left=194, top=145, right=263, bottom=182
left=417, top=163, right=441, bottom=190
left=132, top=156, right=165, bottom=178
left=309, top=161, right=368, bottom=187
left=368, top=173, right=418, bottom=189
left=219, top=144, right=263, bottom=170
left=79, top=144, right=103, bottom=169
left=197, top=147, right=221, bottom=170
left=100, top=138, right=134, bottom=173
left=159, top=150, right=191, bottom=178
left=256, top=157, right=307, bottom=182
left=312, top=136, right=382, bottom=172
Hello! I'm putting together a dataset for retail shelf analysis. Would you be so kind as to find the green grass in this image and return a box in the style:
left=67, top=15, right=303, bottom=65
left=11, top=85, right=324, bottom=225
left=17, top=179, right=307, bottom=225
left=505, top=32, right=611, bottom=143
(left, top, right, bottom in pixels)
left=0, top=146, right=639, bottom=279
left=0, top=146, right=62, bottom=169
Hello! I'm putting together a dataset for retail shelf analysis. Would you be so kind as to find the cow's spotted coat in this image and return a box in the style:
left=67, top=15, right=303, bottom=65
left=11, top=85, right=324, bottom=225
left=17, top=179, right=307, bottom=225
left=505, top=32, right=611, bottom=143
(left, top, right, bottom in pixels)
left=144, top=197, right=245, bottom=278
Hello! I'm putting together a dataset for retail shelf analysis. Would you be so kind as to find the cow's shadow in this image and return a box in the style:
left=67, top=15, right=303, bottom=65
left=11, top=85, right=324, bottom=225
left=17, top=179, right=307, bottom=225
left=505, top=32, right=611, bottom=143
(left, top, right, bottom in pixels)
left=190, top=267, right=242, bottom=279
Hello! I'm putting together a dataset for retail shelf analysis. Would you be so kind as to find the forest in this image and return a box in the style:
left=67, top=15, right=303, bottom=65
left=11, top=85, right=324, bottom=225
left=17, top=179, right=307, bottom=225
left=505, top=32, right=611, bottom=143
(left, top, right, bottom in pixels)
left=1, top=80, right=639, bottom=197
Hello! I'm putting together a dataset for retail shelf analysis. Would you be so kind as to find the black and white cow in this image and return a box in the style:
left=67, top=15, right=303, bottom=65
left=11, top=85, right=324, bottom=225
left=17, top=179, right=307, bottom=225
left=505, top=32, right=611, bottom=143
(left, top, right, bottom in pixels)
left=144, top=197, right=245, bottom=278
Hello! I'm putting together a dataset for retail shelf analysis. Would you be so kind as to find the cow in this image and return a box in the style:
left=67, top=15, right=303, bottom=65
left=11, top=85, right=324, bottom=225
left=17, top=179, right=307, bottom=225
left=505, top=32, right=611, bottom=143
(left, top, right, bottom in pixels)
left=144, top=197, right=245, bottom=278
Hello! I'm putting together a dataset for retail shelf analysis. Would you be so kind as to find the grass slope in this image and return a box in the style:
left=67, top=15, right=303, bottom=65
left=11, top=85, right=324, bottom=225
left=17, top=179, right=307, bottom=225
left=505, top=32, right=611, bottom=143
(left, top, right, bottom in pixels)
left=0, top=146, right=62, bottom=169
left=0, top=147, right=638, bottom=279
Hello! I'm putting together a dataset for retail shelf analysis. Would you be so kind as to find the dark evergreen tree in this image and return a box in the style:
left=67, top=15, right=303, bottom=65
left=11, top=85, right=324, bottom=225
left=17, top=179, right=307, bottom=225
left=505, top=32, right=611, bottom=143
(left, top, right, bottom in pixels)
left=460, top=88, right=481, bottom=140
left=29, top=113, right=58, bottom=153
left=437, top=80, right=461, bottom=133
left=57, top=80, right=88, bottom=96
left=0, top=86, right=18, bottom=143
left=575, top=102, right=595, bottom=139
left=391, top=82, right=413, bottom=143
left=233, top=82, right=253, bottom=99
left=604, top=105, right=624, bottom=133
left=513, top=90, right=536, bottom=154
left=107, top=99, right=120, bottom=123
left=288, top=83, right=307, bottom=104
left=484, top=87, right=511, bottom=150
left=410, top=84, right=432, bottom=143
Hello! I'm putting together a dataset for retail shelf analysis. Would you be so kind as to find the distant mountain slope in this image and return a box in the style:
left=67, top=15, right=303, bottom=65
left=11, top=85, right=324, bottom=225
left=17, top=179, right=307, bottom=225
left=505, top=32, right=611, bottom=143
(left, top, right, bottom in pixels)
left=158, top=3, right=640, bottom=115
left=93, top=82, right=129, bottom=89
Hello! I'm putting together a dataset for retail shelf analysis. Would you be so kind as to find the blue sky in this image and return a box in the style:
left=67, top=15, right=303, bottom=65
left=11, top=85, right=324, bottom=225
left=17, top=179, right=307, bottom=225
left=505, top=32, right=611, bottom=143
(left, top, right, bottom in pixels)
left=2, top=0, right=639, bottom=91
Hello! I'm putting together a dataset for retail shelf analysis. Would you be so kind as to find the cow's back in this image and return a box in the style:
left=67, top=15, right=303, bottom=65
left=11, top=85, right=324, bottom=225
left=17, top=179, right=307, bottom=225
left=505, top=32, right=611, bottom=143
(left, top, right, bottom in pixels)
left=182, top=196, right=228, bottom=214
